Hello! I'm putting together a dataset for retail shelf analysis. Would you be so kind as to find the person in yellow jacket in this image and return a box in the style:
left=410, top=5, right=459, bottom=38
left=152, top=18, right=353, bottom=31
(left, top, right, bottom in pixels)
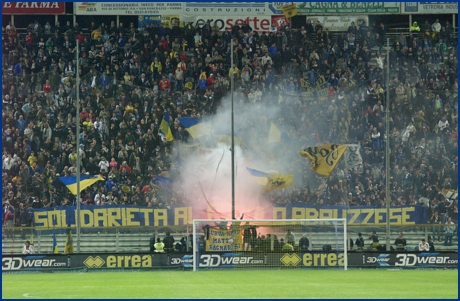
left=91, top=27, right=102, bottom=41
left=153, top=238, right=165, bottom=252
left=228, top=63, right=240, bottom=79
left=150, top=57, right=162, bottom=80
left=410, top=21, right=420, bottom=37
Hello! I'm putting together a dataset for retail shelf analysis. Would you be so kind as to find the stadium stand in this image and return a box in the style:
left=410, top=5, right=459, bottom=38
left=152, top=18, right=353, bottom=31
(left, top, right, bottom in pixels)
left=2, top=14, right=457, bottom=252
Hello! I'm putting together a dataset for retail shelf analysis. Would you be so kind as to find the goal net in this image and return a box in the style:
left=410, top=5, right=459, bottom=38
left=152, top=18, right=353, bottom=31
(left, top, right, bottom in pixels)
left=192, top=219, right=347, bottom=271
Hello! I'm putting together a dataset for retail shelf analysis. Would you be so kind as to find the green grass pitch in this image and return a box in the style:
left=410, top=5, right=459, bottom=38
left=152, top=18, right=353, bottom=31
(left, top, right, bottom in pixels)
left=2, top=269, right=458, bottom=299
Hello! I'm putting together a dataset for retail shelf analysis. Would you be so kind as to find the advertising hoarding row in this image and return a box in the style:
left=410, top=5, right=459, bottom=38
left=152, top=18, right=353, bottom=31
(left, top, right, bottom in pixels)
left=4, top=3, right=456, bottom=16
left=3, top=252, right=457, bottom=271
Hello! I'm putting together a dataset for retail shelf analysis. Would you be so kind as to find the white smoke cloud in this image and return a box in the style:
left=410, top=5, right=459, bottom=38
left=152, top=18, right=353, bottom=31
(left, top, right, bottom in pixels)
left=172, top=90, right=311, bottom=220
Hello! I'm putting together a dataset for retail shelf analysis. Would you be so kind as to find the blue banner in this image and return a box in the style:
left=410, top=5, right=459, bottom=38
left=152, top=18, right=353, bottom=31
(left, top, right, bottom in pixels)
left=33, top=205, right=192, bottom=229
left=138, top=15, right=162, bottom=29
left=272, top=204, right=428, bottom=225
left=33, top=204, right=428, bottom=229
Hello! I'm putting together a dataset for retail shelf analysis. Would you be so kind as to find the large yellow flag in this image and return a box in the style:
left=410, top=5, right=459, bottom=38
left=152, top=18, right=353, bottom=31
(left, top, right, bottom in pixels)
left=263, top=174, right=294, bottom=193
left=281, top=3, right=298, bottom=18
left=300, top=144, right=347, bottom=177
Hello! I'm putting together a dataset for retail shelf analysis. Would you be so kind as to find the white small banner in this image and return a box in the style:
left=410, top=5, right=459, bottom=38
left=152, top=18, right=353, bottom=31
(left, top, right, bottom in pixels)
left=306, top=16, right=369, bottom=32
left=343, top=144, right=363, bottom=169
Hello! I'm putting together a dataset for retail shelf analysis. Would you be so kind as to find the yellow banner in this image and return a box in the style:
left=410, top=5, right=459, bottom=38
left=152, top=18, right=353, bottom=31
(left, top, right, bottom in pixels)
left=300, top=144, right=347, bottom=177
left=281, top=3, right=297, bottom=18
left=206, top=225, right=243, bottom=252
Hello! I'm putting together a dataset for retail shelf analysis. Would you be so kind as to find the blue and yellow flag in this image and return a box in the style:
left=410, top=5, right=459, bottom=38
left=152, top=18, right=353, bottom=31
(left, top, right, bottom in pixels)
left=178, top=117, right=213, bottom=139
left=263, top=174, right=294, bottom=193
left=160, top=111, right=174, bottom=142
left=52, top=232, right=59, bottom=254
left=269, top=123, right=290, bottom=143
left=58, top=174, right=104, bottom=195
left=246, top=167, right=270, bottom=186
left=300, top=144, right=347, bottom=177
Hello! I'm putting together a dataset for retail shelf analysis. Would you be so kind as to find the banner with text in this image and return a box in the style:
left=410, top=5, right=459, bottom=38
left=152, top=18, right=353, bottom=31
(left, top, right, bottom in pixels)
left=301, top=75, right=329, bottom=101
left=179, top=15, right=272, bottom=32
left=2, top=255, right=68, bottom=271
left=267, top=2, right=400, bottom=15
left=32, top=204, right=427, bottom=229
left=138, top=15, right=162, bottom=29
left=74, top=2, right=270, bottom=16
left=2, top=2, right=65, bottom=14
left=401, top=2, right=458, bottom=14
left=205, top=226, right=243, bottom=252
left=183, top=2, right=269, bottom=16
left=273, top=204, right=428, bottom=225
left=74, top=2, right=183, bottom=15
left=306, top=16, right=369, bottom=32
left=363, top=252, right=458, bottom=267
left=33, top=205, right=193, bottom=229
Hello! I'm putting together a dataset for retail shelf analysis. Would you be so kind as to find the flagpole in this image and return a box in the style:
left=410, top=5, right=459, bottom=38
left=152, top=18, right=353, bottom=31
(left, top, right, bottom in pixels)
left=76, top=39, right=81, bottom=253
left=231, top=39, right=235, bottom=220
left=385, top=38, right=391, bottom=251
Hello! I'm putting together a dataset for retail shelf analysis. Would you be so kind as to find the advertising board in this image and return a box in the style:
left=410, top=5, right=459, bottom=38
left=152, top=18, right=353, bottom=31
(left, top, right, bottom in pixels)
left=2, top=255, right=68, bottom=271
left=74, top=2, right=183, bottom=15
left=401, top=2, right=458, bottom=14
left=267, top=2, right=400, bottom=15
left=179, top=15, right=272, bottom=32
left=75, top=2, right=268, bottom=16
left=2, top=2, right=65, bottom=14
left=307, top=16, right=369, bottom=32
left=363, top=252, right=458, bottom=267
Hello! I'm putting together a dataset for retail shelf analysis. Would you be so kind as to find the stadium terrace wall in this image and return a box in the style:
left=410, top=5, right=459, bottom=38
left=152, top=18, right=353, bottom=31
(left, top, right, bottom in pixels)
left=32, top=205, right=428, bottom=229
left=3, top=252, right=458, bottom=271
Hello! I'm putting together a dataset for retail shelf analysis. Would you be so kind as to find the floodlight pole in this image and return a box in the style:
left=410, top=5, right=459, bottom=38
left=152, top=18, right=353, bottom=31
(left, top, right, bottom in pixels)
left=76, top=39, right=81, bottom=253
left=385, top=38, right=391, bottom=251
left=231, top=39, right=236, bottom=220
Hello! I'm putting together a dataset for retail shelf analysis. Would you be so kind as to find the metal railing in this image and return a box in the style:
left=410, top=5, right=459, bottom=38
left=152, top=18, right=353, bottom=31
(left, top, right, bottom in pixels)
left=2, top=224, right=456, bottom=254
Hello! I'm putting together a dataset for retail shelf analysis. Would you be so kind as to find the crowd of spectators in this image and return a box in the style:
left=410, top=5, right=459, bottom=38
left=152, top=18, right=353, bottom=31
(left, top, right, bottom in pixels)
left=1, top=17, right=458, bottom=230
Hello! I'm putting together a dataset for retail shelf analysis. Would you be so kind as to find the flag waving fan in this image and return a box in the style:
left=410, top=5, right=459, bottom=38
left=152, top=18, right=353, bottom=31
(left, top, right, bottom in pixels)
left=300, top=144, right=348, bottom=177
left=58, top=174, right=104, bottom=195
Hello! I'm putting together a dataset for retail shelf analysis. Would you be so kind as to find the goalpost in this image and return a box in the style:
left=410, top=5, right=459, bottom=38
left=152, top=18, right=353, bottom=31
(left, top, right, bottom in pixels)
left=192, top=219, right=348, bottom=271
